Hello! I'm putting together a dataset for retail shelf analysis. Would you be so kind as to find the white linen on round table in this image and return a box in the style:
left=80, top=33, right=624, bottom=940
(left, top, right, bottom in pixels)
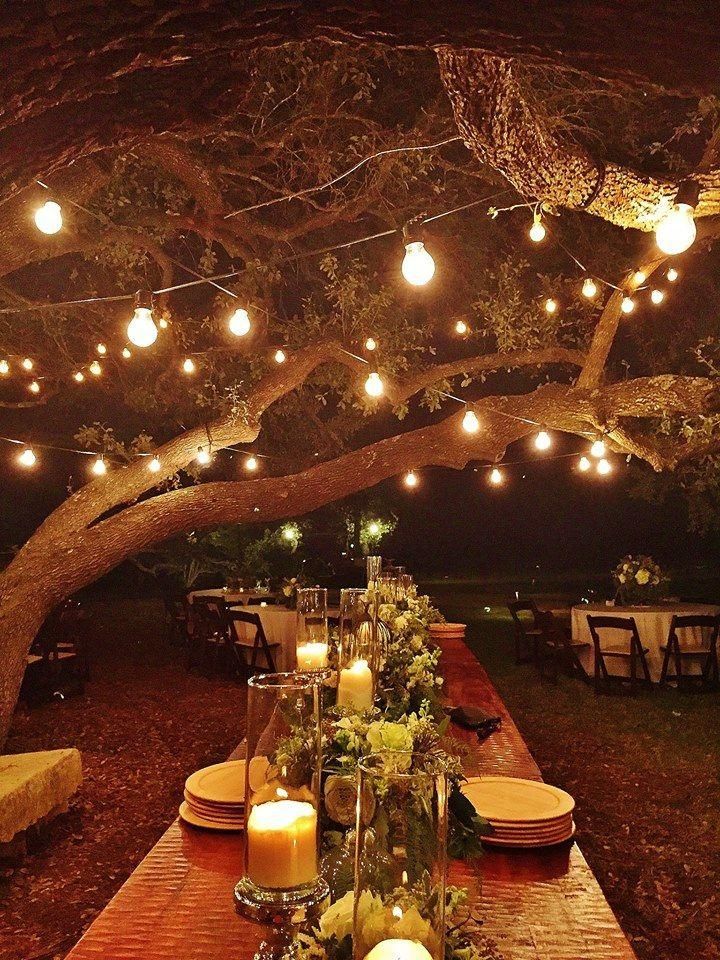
left=188, top=588, right=273, bottom=606
left=571, top=602, right=720, bottom=681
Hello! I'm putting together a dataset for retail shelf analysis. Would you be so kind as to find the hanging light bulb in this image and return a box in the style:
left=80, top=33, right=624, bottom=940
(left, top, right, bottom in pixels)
left=578, top=455, right=591, bottom=472
left=590, top=439, right=607, bottom=458
left=582, top=277, right=597, bottom=299
left=404, top=470, right=418, bottom=488
left=127, top=290, right=157, bottom=347
left=455, top=319, right=469, bottom=335
left=28, top=380, right=40, bottom=394
left=544, top=298, right=558, bottom=314
left=122, top=347, right=132, bottom=359
left=0, top=360, right=9, bottom=375
left=158, top=317, right=169, bottom=330
left=632, top=269, right=647, bottom=286
left=534, top=430, right=552, bottom=451
left=528, top=210, right=546, bottom=243
left=89, top=360, right=102, bottom=376
left=596, top=457, right=612, bottom=476
left=367, top=521, right=380, bottom=537
left=91, top=457, right=107, bottom=476
left=489, top=467, right=504, bottom=486
left=228, top=307, right=251, bottom=337
left=365, top=371, right=384, bottom=397
left=365, top=337, right=377, bottom=352
left=274, top=349, right=286, bottom=364
left=96, top=343, right=107, bottom=356
left=401, top=225, right=435, bottom=286
left=462, top=409, right=480, bottom=434
left=620, top=296, right=635, bottom=314
left=18, top=447, right=37, bottom=468
left=650, top=288, right=665, bottom=305
left=34, top=200, right=63, bottom=235
left=196, top=446, right=212, bottom=466
left=667, top=267, right=679, bottom=282
left=22, top=358, right=33, bottom=371
left=244, top=455, right=258, bottom=472
left=73, top=371, right=85, bottom=383
left=655, top=180, right=699, bottom=255
left=148, top=456, right=161, bottom=473
left=182, top=358, right=196, bottom=374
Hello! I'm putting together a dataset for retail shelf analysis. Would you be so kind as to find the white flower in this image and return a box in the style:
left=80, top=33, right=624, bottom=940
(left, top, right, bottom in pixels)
left=319, top=891, right=355, bottom=942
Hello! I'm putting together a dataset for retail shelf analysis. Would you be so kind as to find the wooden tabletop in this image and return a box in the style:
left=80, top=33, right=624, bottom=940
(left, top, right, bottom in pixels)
left=65, top=637, right=636, bottom=960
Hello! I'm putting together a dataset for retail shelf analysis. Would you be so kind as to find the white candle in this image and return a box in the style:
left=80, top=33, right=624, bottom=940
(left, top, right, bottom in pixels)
left=364, top=940, right=433, bottom=960
left=337, top=658, right=373, bottom=710
left=246, top=799, right=318, bottom=889
left=297, top=641, right=329, bottom=670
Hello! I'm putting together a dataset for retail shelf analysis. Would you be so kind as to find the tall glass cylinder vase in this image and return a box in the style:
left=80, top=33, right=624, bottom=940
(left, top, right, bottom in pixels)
left=353, top=752, right=449, bottom=960
left=366, top=555, right=382, bottom=587
left=296, top=587, right=329, bottom=671
left=337, top=588, right=378, bottom=712
left=234, top=673, right=329, bottom=921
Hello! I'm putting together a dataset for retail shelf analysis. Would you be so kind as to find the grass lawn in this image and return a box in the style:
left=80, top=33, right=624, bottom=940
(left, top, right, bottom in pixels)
left=427, top=580, right=720, bottom=960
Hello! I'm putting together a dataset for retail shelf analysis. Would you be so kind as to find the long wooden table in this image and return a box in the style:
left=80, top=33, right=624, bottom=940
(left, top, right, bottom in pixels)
left=65, top=637, right=636, bottom=960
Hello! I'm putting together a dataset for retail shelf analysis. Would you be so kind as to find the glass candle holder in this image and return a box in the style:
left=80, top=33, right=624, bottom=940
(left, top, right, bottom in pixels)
left=337, top=588, right=379, bottom=712
left=296, top=587, right=329, bottom=671
left=234, top=672, right=329, bottom=921
left=366, top=555, right=382, bottom=586
left=353, top=752, right=449, bottom=960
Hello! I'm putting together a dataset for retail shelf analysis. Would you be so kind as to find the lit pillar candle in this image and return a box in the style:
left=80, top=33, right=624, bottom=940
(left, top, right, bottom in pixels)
left=296, top=641, right=329, bottom=671
left=364, top=940, right=434, bottom=960
left=246, top=799, right=318, bottom=889
left=337, top=658, right=373, bottom=710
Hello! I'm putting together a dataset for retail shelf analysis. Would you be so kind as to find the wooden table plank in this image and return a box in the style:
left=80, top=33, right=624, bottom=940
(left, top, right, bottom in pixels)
left=66, top=637, right=636, bottom=960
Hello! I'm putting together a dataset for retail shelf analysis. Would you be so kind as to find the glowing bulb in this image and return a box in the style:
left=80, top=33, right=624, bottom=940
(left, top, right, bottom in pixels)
left=182, top=358, right=196, bottom=374
left=91, top=457, right=107, bottom=476
left=22, top=358, right=33, bottom=371
left=73, top=371, right=85, bottom=383
left=578, top=456, right=591, bottom=472
left=127, top=306, right=158, bottom=347
left=196, top=446, right=212, bottom=466
left=244, top=455, right=258, bottom=472
left=282, top=525, right=297, bottom=542
left=228, top=307, right=251, bottom=336
left=544, top=298, right=558, bottom=314
left=404, top=470, right=418, bottom=488
left=620, top=296, right=635, bottom=314
left=96, top=343, right=107, bottom=356
left=590, top=439, right=607, bottom=458
left=650, top=288, right=665, bottom=305
left=274, top=349, right=286, bottom=364
left=489, top=467, right=504, bottom=486
left=28, top=380, right=40, bottom=394
left=34, top=200, right=63, bottom=235
left=18, top=447, right=36, bottom=468
left=89, top=360, right=102, bottom=376
left=158, top=317, right=169, bottom=329
left=401, top=240, right=435, bottom=286
left=582, top=278, right=597, bottom=299
left=656, top=203, right=696, bottom=255
left=667, top=267, right=678, bottom=282
left=534, top=430, right=552, bottom=451
left=365, top=337, right=377, bottom=351
left=368, top=521, right=380, bottom=536
left=455, top=319, right=468, bottom=335
left=596, top=457, right=612, bottom=475
left=148, top=456, right=161, bottom=473
left=122, top=347, right=132, bottom=359
left=529, top=215, right=546, bottom=243
left=0, top=360, right=9, bottom=375
left=462, top=409, right=480, bottom=434
left=365, top=371, right=384, bottom=397
left=633, top=270, right=646, bottom=285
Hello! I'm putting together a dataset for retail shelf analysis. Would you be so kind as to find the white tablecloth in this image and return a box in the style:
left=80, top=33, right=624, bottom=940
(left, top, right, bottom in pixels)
left=188, top=588, right=274, bottom=606
left=571, top=602, right=720, bottom=681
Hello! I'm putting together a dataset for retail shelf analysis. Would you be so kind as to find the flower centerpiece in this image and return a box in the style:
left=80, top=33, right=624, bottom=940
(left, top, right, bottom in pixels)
left=280, top=573, right=307, bottom=609
left=612, top=554, right=668, bottom=605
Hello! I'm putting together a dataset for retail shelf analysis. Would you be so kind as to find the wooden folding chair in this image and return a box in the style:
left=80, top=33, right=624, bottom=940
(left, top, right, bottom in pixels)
left=587, top=615, right=652, bottom=695
left=508, top=599, right=544, bottom=664
left=227, top=608, right=280, bottom=677
left=538, top=611, right=590, bottom=682
left=659, top=614, right=719, bottom=690
left=188, top=596, right=231, bottom=675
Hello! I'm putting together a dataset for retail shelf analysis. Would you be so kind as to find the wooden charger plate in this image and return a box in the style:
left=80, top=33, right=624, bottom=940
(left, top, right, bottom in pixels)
left=179, top=801, right=244, bottom=832
left=462, top=776, right=575, bottom=823
left=482, top=823, right=576, bottom=848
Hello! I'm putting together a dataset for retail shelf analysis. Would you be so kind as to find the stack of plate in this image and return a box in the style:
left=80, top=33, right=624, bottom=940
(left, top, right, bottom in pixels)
left=461, top=775, right=575, bottom=848
left=179, top=759, right=246, bottom=831
left=429, top=622, right=466, bottom=640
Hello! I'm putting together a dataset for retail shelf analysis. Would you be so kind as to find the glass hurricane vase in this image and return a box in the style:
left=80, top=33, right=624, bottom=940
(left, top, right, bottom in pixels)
left=337, top=588, right=379, bottom=712
left=296, top=587, right=330, bottom=671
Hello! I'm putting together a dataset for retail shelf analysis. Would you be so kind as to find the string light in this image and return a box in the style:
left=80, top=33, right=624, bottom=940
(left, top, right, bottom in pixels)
left=596, top=457, right=612, bottom=475
left=91, top=457, right=107, bottom=476
left=89, top=360, right=102, bottom=376
left=96, top=343, right=107, bottom=356
left=655, top=180, right=699, bottom=255
left=228, top=307, right=251, bottom=337
left=365, top=371, right=384, bottom=397
left=650, top=288, right=665, bottom=305
left=455, top=319, right=469, bottom=335
left=18, top=447, right=37, bottom=467
left=632, top=269, right=647, bottom=285
left=489, top=467, right=504, bottom=486
left=528, top=210, right=546, bottom=243
left=244, top=455, right=258, bottom=472
left=0, top=360, right=9, bottom=375
left=158, top=317, right=169, bottom=330
left=28, top=380, right=40, bottom=394
left=122, top=347, right=132, bottom=359
left=182, top=358, right=196, bottom=374
left=544, top=298, right=558, bottom=314
left=462, top=409, right=480, bottom=434
left=534, top=430, right=552, bottom=451
left=367, top=521, right=381, bottom=536
left=365, top=337, right=377, bottom=351
left=22, top=358, right=33, bottom=371
left=73, top=371, right=85, bottom=383
left=578, top=455, right=591, bottom=472
left=667, top=267, right=679, bottom=282
left=401, top=224, right=435, bottom=286
left=590, top=439, right=607, bottom=458
left=582, top=277, right=598, bottom=299
left=127, top=290, right=157, bottom=348
left=274, top=349, right=286, bottom=364
left=620, top=296, right=635, bottom=314
left=34, top=200, right=63, bottom=235
left=148, top=456, right=161, bottom=473
left=404, top=470, right=418, bottom=488
left=196, top=446, right=212, bottom=466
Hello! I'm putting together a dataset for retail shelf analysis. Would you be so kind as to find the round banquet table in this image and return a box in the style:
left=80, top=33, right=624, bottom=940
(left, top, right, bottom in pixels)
left=188, top=588, right=274, bottom=606
left=571, top=602, right=720, bottom=682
